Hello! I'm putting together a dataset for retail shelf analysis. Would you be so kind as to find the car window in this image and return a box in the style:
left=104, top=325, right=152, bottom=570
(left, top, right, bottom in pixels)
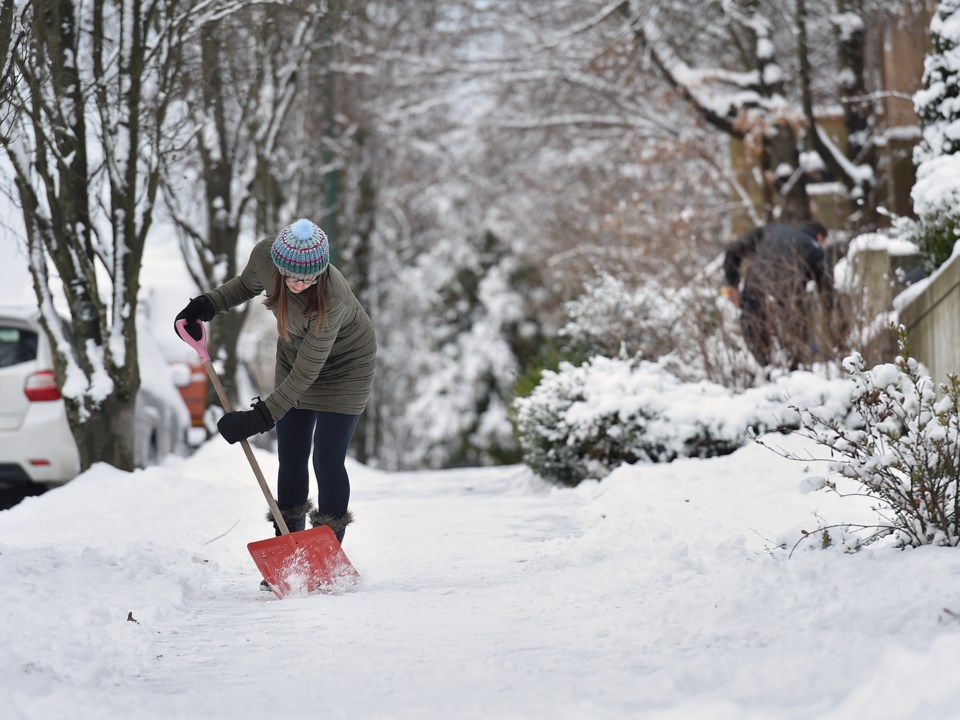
left=0, top=326, right=38, bottom=368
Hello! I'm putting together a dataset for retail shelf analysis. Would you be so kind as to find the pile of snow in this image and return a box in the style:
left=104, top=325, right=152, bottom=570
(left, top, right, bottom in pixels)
left=912, top=153, right=960, bottom=219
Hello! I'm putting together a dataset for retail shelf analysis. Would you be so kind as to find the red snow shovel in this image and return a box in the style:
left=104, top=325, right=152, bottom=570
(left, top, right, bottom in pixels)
left=177, top=319, right=359, bottom=598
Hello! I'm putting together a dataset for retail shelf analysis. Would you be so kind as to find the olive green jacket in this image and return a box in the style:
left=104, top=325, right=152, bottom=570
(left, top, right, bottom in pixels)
left=206, top=239, right=377, bottom=420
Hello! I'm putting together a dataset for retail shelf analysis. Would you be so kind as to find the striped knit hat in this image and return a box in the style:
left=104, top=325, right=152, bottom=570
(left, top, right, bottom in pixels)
left=271, top=218, right=330, bottom=281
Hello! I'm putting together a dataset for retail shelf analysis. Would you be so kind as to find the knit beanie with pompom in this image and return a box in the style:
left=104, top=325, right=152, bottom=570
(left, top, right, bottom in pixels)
left=271, top=218, right=330, bottom=280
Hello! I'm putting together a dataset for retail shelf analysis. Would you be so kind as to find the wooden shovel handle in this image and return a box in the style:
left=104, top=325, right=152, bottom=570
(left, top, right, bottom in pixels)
left=178, top=319, right=290, bottom=535
left=203, top=361, right=290, bottom=536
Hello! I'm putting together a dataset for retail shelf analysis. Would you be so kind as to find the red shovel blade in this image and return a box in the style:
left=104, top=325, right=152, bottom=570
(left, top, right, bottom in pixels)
left=247, top=525, right=360, bottom=599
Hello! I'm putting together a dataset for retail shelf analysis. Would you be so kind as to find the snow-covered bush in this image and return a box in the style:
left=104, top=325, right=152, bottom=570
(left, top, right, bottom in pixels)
left=909, top=158, right=960, bottom=273
left=558, top=269, right=764, bottom=391
left=559, top=272, right=682, bottom=359
left=512, top=355, right=854, bottom=486
left=788, top=329, right=960, bottom=549
left=912, top=0, right=960, bottom=272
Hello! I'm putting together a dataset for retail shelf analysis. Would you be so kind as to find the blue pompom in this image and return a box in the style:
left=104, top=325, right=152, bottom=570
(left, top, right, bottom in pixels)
left=291, top=219, right=315, bottom=241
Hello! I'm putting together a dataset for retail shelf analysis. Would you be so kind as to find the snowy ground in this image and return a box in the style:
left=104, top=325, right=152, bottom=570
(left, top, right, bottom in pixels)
left=3, top=434, right=960, bottom=720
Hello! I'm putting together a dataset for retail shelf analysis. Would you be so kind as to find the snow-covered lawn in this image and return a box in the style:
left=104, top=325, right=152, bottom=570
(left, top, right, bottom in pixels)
left=2, top=434, right=960, bottom=719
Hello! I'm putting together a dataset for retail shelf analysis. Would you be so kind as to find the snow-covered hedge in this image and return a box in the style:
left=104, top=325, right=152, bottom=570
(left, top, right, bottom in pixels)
left=512, top=356, right=854, bottom=485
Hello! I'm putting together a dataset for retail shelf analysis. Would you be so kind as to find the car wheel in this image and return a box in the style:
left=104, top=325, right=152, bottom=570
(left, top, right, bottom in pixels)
left=146, top=432, right=159, bottom=467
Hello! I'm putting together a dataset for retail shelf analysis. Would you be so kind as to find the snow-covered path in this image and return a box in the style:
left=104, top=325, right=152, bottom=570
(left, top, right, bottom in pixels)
left=141, top=461, right=591, bottom=719
left=3, top=436, right=960, bottom=719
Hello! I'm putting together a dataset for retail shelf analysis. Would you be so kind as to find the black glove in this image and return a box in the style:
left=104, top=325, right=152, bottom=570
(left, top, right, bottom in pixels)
left=174, top=295, right=215, bottom=341
left=217, top=398, right=275, bottom=444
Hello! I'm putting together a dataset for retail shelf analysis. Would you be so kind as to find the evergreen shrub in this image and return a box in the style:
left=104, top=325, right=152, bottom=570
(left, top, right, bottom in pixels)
left=913, top=213, right=958, bottom=273
left=912, top=0, right=960, bottom=272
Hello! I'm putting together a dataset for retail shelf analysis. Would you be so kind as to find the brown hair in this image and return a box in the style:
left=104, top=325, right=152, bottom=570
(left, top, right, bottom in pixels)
left=264, top=268, right=329, bottom=341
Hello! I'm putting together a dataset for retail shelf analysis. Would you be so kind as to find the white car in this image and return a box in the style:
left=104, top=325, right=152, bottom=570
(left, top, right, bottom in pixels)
left=0, top=305, right=190, bottom=488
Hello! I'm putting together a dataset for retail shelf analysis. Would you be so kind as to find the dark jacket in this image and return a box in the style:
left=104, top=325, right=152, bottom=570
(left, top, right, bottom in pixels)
left=723, top=223, right=833, bottom=308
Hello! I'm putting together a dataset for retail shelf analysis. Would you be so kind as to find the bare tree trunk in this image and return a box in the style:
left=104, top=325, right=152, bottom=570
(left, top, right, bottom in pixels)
left=834, top=0, right=880, bottom=230
left=164, top=4, right=330, bottom=409
left=18, top=0, right=136, bottom=469
left=344, top=125, right=378, bottom=464
left=2, top=0, right=189, bottom=471
left=796, top=0, right=876, bottom=227
left=764, top=122, right=812, bottom=223
left=0, top=0, right=16, bottom=110
left=198, top=22, right=245, bottom=407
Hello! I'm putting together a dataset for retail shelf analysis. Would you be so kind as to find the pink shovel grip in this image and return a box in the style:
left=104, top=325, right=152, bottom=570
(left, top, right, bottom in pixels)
left=175, top=318, right=210, bottom=363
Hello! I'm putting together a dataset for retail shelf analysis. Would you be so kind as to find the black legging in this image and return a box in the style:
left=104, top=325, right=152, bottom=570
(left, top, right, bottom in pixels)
left=275, top=408, right=360, bottom=517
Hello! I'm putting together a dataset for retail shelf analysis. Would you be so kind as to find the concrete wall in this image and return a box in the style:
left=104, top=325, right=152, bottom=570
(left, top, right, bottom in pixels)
left=898, top=253, right=960, bottom=388
left=846, top=248, right=908, bottom=366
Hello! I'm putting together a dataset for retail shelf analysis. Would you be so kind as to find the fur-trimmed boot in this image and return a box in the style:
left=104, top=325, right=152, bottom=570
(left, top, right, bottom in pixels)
left=260, top=500, right=314, bottom=591
left=265, top=500, right=314, bottom=536
left=309, top=508, right=354, bottom=544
